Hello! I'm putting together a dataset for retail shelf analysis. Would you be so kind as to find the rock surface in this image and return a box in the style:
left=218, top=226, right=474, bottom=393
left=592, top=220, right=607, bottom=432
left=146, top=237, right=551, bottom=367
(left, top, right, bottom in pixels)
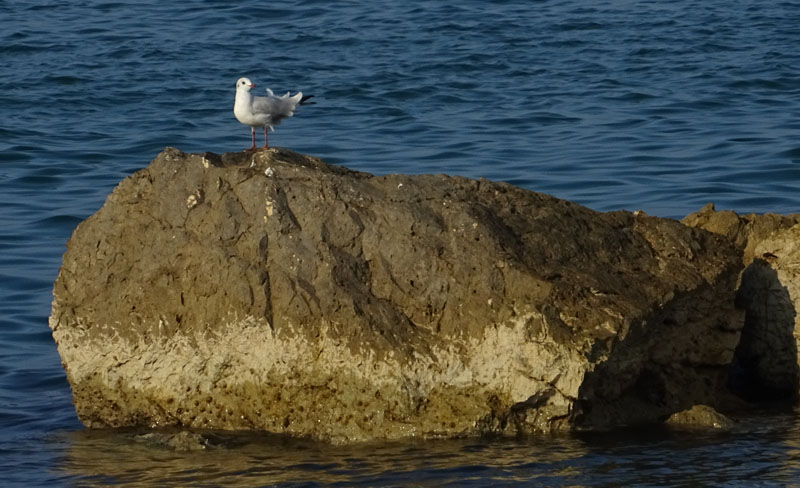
left=51, top=148, right=745, bottom=443
left=134, top=431, right=210, bottom=451
left=664, top=404, right=733, bottom=430
left=684, top=204, right=800, bottom=402
left=682, top=203, right=800, bottom=266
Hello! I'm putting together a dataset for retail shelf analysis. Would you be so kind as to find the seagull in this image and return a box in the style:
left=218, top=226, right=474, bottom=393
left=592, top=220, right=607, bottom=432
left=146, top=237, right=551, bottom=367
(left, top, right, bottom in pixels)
left=233, top=77, right=314, bottom=151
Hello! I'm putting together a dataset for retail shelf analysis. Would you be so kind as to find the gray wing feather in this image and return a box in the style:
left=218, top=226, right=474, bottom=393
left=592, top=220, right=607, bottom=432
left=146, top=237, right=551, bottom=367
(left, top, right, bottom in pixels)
left=252, top=92, right=303, bottom=128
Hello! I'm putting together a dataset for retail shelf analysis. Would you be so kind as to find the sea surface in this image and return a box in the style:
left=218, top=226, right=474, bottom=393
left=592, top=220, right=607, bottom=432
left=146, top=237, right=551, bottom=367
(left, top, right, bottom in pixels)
left=2, top=0, right=800, bottom=485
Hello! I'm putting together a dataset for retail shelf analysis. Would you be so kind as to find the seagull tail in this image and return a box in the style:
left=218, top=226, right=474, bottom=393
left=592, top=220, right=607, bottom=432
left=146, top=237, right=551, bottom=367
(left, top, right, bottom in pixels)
left=300, top=94, right=316, bottom=105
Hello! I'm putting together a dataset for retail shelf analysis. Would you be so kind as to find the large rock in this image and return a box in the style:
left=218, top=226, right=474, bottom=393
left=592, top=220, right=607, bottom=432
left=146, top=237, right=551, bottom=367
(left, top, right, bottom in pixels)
left=50, top=148, right=745, bottom=443
left=684, top=204, right=800, bottom=402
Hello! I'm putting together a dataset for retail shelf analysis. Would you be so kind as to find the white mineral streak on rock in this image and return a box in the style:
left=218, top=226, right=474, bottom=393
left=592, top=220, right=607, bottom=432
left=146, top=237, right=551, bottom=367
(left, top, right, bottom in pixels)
left=52, top=303, right=592, bottom=443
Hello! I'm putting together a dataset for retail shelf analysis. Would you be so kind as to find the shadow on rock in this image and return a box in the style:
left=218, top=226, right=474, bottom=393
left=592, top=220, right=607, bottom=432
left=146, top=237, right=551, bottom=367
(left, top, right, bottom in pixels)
left=730, top=258, right=799, bottom=404
left=572, top=275, right=743, bottom=430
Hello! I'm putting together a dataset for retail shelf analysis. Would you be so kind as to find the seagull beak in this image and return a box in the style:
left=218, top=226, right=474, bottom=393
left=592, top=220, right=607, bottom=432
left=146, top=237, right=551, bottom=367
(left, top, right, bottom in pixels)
left=250, top=83, right=256, bottom=88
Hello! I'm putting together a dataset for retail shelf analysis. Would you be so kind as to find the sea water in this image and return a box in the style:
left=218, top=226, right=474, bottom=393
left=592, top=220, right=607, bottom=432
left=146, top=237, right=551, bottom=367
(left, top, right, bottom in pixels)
left=2, top=0, right=800, bottom=485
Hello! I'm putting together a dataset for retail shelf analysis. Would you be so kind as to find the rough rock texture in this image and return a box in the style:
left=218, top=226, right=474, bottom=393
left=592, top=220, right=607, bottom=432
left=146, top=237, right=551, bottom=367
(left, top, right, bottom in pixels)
left=664, top=404, right=733, bottom=430
left=51, top=148, right=745, bottom=443
left=684, top=204, right=800, bottom=402
left=134, top=431, right=210, bottom=451
left=682, top=203, right=800, bottom=266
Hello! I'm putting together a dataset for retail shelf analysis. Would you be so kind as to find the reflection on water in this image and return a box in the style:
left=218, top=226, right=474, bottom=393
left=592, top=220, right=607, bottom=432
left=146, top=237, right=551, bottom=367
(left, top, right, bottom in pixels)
left=49, top=412, right=800, bottom=486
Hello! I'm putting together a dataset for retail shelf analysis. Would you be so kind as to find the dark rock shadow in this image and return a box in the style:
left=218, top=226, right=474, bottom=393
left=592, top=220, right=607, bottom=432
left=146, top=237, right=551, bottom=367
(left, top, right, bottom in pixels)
left=572, top=278, right=742, bottom=431
left=729, top=258, right=799, bottom=404
left=572, top=257, right=799, bottom=432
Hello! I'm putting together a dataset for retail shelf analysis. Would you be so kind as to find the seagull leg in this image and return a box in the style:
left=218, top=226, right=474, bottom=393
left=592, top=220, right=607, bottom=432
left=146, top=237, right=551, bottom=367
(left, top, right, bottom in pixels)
left=263, top=127, right=269, bottom=149
left=246, top=127, right=257, bottom=152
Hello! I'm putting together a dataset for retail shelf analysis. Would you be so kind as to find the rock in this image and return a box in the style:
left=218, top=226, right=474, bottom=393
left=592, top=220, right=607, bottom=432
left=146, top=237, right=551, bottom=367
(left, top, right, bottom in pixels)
left=683, top=204, right=800, bottom=403
left=665, top=404, right=733, bottom=430
left=50, top=148, right=744, bottom=443
left=134, top=431, right=210, bottom=451
left=734, top=226, right=800, bottom=402
left=682, top=202, right=800, bottom=265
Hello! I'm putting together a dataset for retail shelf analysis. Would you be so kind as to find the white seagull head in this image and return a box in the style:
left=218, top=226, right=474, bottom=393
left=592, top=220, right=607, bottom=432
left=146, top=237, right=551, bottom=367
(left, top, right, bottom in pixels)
left=235, top=77, right=255, bottom=92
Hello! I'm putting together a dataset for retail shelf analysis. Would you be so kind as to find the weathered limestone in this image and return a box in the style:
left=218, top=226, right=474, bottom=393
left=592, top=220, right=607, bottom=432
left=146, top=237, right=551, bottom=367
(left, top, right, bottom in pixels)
left=50, top=148, right=745, bottom=443
left=684, top=204, right=800, bottom=402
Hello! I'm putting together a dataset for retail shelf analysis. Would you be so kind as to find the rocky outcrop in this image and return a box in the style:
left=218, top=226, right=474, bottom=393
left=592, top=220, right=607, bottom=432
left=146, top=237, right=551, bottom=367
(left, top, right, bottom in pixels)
left=684, top=204, right=800, bottom=402
left=665, top=404, right=733, bottom=430
left=682, top=203, right=800, bottom=266
left=50, top=148, right=745, bottom=443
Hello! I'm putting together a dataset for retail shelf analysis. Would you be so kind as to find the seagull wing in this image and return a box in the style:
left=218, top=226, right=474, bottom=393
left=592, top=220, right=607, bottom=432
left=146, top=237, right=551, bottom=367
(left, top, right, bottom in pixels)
left=252, top=90, right=304, bottom=129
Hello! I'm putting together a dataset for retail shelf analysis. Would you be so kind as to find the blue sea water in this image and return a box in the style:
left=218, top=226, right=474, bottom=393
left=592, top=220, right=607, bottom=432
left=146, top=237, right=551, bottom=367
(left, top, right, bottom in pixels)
left=2, top=0, right=800, bottom=485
